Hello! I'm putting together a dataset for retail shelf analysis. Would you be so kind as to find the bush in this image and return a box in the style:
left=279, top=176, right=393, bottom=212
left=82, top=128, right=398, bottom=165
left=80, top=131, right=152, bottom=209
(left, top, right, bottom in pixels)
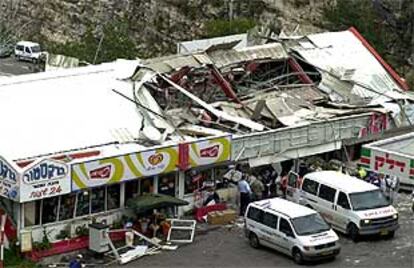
left=204, top=18, right=256, bottom=38
left=46, top=19, right=139, bottom=64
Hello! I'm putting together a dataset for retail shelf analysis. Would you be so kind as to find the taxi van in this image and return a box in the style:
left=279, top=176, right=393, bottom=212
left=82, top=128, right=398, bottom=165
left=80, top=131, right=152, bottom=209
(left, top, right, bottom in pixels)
left=244, top=198, right=340, bottom=264
left=286, top=171, right=399, bottom=241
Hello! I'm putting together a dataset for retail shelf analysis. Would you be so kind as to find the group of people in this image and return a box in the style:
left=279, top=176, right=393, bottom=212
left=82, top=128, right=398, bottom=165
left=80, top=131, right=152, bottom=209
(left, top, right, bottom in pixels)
left=237, top=166, right=286, bottom=216
left=357, top=167, right=400, bottom=204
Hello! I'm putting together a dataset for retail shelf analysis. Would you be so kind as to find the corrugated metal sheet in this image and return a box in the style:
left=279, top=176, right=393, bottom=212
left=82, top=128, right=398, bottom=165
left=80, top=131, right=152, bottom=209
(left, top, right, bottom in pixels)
left=208, top=43, right=288, bottom=68
left=177, top=34, right=248, bottom=54
left=291, top=30, right=403, bottom=103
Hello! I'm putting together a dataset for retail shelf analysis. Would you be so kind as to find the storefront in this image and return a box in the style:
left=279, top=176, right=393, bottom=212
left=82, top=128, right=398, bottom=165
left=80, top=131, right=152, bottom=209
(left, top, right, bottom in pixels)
left=0, top=135, right=232, bottom=252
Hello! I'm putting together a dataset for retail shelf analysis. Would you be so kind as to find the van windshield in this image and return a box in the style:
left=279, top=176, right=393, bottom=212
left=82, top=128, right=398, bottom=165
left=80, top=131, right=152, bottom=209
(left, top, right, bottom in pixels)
left=349, top=190, right=389, bottom=211
left=31, top=45, right=41, bottom=53
left=291, top=213, right=331, bottom=236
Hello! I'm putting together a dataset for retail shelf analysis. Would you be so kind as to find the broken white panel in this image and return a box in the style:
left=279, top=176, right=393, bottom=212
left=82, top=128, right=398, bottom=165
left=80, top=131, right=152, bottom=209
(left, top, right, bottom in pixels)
left=160, top=75, right=265, bottom=131
left=167, top=219, right=196, bottom=244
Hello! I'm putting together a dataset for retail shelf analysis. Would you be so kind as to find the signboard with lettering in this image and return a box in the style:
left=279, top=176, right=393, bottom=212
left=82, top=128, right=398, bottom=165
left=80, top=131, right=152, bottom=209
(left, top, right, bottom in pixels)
left=0, top=156, right=19, bottom=201
left=20, top=159, right=70, bottom=202
left=360, top=147, right=414, bottom=182
left=71, top=146, right=179, bottom=190
left=189, top=135, right=231, bottom=167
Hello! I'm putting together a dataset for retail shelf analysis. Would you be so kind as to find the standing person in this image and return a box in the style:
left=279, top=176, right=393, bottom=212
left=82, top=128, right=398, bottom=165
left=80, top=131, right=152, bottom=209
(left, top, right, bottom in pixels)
left=249, top=173, right=264, bottom=201
left=238, top=175, right=252, bottom=216
left=388, top=176, right=400, bottom=204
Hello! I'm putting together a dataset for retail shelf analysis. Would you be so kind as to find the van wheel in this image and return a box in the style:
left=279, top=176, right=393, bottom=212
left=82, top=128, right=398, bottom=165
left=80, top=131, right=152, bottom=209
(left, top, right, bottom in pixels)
left=347, top=223, right=359, bottom=242
left=292, top=248, right=304, bottom=265
left=249, top=233, right=260, bottom=249
left=386, top=231, right=395, bottom=239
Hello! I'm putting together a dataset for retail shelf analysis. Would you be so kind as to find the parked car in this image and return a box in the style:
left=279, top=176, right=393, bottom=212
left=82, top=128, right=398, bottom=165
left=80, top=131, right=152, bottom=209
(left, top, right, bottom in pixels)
left=244, top=198, right=340, bottom=264
left=0, top=44, right=13, bottom=58
left=286, top=171, right=399, bottom=241
left=14, top=41, right=44, bottom=63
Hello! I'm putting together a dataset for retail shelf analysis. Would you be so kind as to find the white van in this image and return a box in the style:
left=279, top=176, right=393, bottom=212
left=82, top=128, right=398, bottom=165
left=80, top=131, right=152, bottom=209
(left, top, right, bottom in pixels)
left=14, top=41, right=43, bottom=63
left=287, top=171, right=399, bottom=241
left=244, top=198, right=340, bottom=264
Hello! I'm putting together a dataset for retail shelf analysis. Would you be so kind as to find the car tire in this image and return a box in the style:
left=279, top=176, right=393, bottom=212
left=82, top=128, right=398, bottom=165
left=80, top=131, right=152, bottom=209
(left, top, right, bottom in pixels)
left=386, top=231, right=395, bottom=239
left=249, top=232, right=260, bottom=249
left=292, top=248, right=304, bottom=265
left=347, top=223, right=359, bottom=242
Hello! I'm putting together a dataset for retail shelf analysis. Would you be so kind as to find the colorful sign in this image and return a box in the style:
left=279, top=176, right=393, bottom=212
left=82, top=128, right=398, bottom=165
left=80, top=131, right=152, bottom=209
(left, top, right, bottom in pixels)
left=0, top=156, right=19, bottom=201
left=360, top=148, right=414, bottom=180
left=71, top=146, right=179, bottom=190
left=20, top=159, right=71, bottom=202
left=189, top=135, right=231, bottom=167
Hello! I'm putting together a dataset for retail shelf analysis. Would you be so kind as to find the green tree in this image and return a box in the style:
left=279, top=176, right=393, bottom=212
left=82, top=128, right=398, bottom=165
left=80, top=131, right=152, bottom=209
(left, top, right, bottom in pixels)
left=48, top=19, right=139, bottom=64
left=204, top=18, right=256, bottom=38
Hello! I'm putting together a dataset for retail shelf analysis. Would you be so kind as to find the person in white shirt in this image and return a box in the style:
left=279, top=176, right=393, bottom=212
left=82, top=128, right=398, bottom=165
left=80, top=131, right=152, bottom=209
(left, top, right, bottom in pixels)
left=238, top=175, right=252, bottom=216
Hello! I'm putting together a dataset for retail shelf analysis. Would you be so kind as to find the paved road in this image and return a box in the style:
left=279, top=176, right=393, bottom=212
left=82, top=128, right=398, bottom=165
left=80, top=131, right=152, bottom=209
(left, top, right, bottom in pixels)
left=0, top=56, right=35, bottom=76
left=119, top=194, right=414, bottom=268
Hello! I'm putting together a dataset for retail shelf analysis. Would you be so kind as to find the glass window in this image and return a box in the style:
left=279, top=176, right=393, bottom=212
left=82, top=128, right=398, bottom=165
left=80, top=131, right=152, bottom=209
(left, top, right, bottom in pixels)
left=76, top=191, right=90, bottom=217
left=125, top=180, right=139, bottom=203
left=318, top=184, right=337, bottom=203
left=349, top=190, right=389, bottom=211
left=140, top=177, right=154, bottom=195
left=246, top=207, right=264, bottom=223
left=24, top=200, right=41, bottom=227
left=25, top=47, right=30, bottom=53
left=184, top=169, right=212, bottom=194
left=279, top=218, right=294, bottom=236
left=42, top=197, right=59, bottom=224
left=158, top=174, right=176, bottom=196
left=337, top=192, right=351, bottom=209
left=302, top=179, right=319, bottom=195
left=91, top=187, right=105, bottom=213
left=107, top=184, right=120, bottom=210
left=59, top=194, right=76, bottom=221
left=291, top=213, right=330, bottom=236
left=263, top=213, right=278, bottom=229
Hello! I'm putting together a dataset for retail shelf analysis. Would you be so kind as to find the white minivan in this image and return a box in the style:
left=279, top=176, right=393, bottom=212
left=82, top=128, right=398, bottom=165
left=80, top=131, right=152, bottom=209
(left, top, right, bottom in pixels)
left=286, top=171, right=399, bottom=241
left=15, top=41, right=44, bottom=63
left=245, top=198, right=340, bottom=264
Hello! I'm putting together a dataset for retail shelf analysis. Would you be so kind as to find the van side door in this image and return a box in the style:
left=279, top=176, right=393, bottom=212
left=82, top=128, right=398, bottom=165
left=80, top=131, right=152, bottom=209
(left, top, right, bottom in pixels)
left=260, top=212, right=280, bottom=250
left=332, top=191, right=352, bottom=232
left=24, top=46, right=31, bottom=59
left=316, top=184, right=337, bottom=225
left=286, top=171, right=300, bottom=202
left=300, top=178, right=320, bottom=208
left=277, top=217, right=296, bottom=255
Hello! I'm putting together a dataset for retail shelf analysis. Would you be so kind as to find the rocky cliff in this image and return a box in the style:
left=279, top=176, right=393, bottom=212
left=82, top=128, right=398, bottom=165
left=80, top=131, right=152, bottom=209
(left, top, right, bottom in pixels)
left=0, top=0, right=330, bottom=56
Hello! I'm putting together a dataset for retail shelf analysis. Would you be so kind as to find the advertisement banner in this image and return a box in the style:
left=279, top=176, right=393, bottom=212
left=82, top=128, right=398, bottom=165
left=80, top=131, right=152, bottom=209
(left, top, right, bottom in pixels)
left=71, top=146, right=179, bottom=190
left=0, top=156, right=20, bottom=201
left=360, top=148, right=414, bottom=180
left=189, top=135, right=231, bottom=167
left=20, top=159, right=71, bottom=202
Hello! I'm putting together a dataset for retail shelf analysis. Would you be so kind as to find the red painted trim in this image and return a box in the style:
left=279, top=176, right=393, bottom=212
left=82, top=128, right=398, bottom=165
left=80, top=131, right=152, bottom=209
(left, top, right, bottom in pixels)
left=26, top=231, right=126, bottom=261
left=348, top=27, right=409, bottom=91
left=409, top=169, right=414, bottom=175
left=287, top=58, right=313, bottom=84
left=360, top=157, right=370, bottom=164
left=209, top=66, right=242, bottom=104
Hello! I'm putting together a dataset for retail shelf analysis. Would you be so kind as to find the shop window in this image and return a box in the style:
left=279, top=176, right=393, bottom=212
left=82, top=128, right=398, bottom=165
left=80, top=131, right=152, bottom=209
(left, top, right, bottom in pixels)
left=91, top=186, right=105, bottom=213
left=140, top=177, right=154, bottom=195
left=0, top=197, right=17, bottom=224
left=125, top=180, right=139, bottom=203
left=76, top=191, right=90, bottom=217
left=158, top=174, right=176, bottom=196
left=24, top=200, right=41, bottom=227
left=42, top=196, right=59, bottom=224
left=59, top=194, right=76, bottom=221
left=107, top=184, right=120, bottom=210
left=184, top=169, right=212, bottom=194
